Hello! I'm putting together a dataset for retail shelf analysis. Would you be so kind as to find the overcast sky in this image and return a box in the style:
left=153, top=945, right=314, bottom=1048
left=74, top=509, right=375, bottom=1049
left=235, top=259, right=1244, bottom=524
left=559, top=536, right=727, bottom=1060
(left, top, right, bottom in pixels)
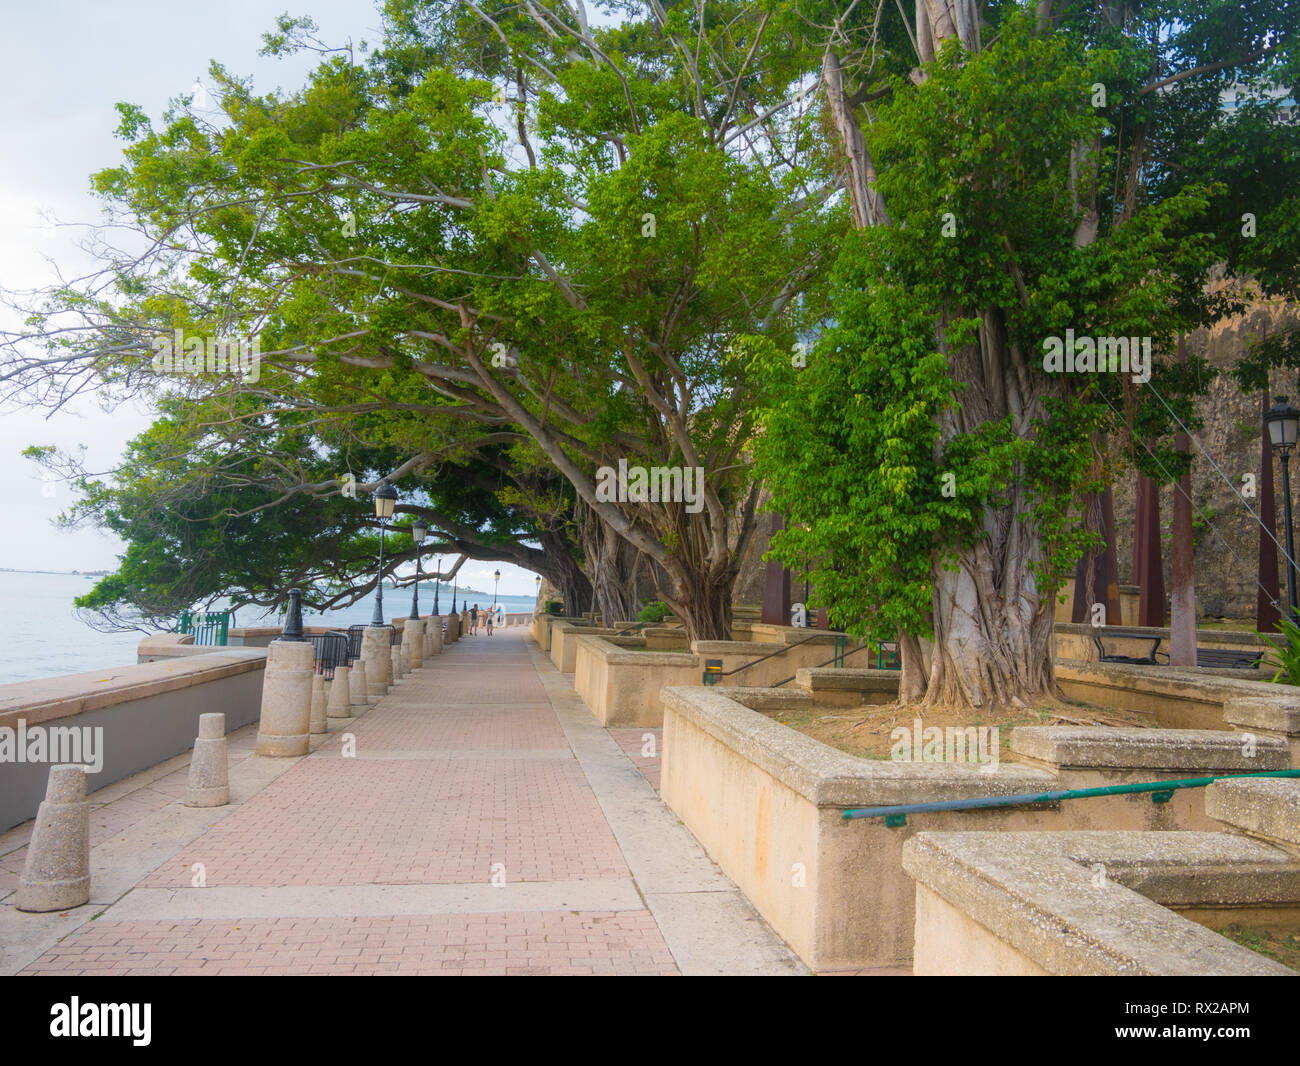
left=0, top=1, right=540, bottom=597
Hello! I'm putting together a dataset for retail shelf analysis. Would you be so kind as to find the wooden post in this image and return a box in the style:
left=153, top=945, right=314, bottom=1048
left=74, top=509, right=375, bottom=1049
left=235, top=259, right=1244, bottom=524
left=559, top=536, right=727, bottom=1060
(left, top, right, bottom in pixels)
left=761, top=513, right=792, bottom=625
left=1132, top=466, right=1166, bottom=628
left=1257, top=391, right=1282, bottom=633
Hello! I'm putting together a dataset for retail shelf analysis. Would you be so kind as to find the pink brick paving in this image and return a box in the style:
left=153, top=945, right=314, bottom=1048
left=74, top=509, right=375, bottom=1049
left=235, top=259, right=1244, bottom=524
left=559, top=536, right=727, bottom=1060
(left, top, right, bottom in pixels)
left=608, top=729, right=662, bottom=793
left=0, top=736, right=261, bottom=900
left=22, top=912, right=677, bottom=976
left=19, top=628, right=685, bottom=975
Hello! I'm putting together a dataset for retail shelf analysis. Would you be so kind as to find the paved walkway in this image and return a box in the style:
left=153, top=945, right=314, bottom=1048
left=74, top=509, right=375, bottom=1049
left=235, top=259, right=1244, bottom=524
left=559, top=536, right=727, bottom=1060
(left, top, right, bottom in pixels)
left=1, top=627, right=805, bottom=975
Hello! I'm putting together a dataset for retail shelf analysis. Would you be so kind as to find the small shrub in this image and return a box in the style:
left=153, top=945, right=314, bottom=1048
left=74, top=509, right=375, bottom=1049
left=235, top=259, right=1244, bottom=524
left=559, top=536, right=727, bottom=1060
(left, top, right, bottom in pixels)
left=1259, top=617, right=1300, bottom=684
left=543, top=600, right=564, bottom=616
left=637, top=600, right=670, bottom=624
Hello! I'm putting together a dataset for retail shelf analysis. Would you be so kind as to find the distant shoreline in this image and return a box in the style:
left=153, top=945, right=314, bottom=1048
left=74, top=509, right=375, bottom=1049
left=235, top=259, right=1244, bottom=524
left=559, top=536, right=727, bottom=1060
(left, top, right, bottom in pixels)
left=0, top=568, right=109, bottom=576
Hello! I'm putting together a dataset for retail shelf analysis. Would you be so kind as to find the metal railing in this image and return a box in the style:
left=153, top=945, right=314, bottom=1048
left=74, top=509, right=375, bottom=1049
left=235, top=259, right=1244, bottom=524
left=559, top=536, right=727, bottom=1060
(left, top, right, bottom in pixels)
left=178, top=610, right=231, bottom=646
left=841, top=768, right=1300, bottom=827
left=309, top=632, right=350, bottom=680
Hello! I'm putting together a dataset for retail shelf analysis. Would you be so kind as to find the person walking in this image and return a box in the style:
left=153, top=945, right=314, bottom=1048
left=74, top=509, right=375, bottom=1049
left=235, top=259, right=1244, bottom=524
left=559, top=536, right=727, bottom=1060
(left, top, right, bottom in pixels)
left=469, top=603, right=479, bottom=635
left=485, top=606, right=494, bottom=636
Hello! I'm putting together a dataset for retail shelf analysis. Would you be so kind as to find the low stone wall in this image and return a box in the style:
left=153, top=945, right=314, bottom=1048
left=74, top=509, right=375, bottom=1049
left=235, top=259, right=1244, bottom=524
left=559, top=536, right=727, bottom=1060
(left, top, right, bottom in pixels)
left=550, top=620, right=619, bottom=673
left=658, top=683, right=1290, bottom=971
left=569, top=631, right=870, bottom=726
left=0, top=649, right=267, bottom=832
left=1056, top=659, right=1283, bottom=728
left=574, top=636, right=700, bottom=727
left=228, top=626, right=281, bottom=647
left=903, top=829, right=1299, bottom=975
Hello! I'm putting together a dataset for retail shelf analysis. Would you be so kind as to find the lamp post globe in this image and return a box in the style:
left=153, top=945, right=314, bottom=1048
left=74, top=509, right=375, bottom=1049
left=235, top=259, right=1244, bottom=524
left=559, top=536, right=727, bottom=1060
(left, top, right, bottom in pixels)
left=370, top=481, right=399, bottom=627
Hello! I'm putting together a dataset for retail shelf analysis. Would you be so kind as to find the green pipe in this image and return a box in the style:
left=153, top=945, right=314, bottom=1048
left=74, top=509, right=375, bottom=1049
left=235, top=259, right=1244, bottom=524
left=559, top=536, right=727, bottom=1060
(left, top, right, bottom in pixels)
left=841, top=768, right=1300, bottom=825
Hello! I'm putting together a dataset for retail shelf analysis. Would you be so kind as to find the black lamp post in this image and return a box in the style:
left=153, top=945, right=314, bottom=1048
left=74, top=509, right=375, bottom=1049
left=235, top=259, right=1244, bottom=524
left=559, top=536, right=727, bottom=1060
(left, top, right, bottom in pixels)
left=370, top=481, right=399, bottom=626
left=432, top=551, right=442, bottom=615
left=409, top=518, right=427, bottom=620
left=1266, top=395, right=1300, bottom=621
left=493, top=568, right=501, bottom=610
left=451, top=574, right=458, bottom=615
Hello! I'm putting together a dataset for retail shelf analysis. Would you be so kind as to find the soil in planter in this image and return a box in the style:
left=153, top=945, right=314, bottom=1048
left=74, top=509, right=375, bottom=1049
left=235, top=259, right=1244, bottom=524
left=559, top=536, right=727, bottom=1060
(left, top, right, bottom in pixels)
left=767, top=700, right=1155, bottom=763
left=1216, top=924, right=1300, bottom=972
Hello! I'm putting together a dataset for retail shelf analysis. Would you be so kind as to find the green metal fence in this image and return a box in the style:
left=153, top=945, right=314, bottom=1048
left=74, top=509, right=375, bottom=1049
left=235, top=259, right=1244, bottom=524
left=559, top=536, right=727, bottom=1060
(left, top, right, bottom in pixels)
left=178, top=610, right=231, bottom=646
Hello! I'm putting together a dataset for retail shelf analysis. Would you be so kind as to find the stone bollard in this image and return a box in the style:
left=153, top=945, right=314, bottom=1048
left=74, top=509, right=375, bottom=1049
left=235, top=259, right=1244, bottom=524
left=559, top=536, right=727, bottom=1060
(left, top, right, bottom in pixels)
left=310, top=674, right=328, bottom=734
left=185, top=713, right=229, bottom=807
left=256, top=639, right=314, bottom=757
left=17, top=765, right=91, bottom=912
left=362, top=626, right=391, bottom=701
left=445, top=612, right=459, bottom=643
left=427, top=615, right=443, bottom=655
left=328, top=664, right=354, bottom=720
left=404, top=618, right=425, bottom=669
left=350, top=658, right=370, bottom=708
left=390, top=645, right=404, bottom=682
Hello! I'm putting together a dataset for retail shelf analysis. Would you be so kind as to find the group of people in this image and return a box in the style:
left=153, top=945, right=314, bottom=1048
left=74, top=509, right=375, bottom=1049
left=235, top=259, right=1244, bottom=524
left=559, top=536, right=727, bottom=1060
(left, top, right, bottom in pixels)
left=467, top=603, right=503, bottom=636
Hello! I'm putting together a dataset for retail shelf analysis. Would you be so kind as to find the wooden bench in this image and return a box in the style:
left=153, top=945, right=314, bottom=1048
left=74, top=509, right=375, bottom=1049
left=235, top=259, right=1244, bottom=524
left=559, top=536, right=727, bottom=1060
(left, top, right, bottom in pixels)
left=1194, top=647, right=1264, bottom=669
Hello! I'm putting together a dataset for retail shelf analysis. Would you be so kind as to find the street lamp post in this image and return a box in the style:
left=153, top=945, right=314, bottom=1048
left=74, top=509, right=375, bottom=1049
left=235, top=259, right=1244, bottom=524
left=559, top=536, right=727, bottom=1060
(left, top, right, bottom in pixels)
left=451, top=575, right=458, bottom=615
left=409, top=518, right=427, bottom=620
left=432, top=553, right=442, bottom=615
left=1266, top=396, right=1300, bottom=622
left=493, top=568, right=501, bottom=631
left=369, top=481, right=399, bottom=627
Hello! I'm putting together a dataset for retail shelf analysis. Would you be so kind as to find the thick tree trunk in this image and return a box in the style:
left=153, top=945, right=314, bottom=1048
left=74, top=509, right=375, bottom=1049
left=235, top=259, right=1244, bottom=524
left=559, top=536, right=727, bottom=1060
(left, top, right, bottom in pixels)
left=576, top=499, right=643, bottom=623
left=905, top=310, right=1062, bottom=711
left=659, top=571, right=735, bottom=642
left=829, top=3, right=1069, bottom=712
left=538, top=528, right=592, bottom=615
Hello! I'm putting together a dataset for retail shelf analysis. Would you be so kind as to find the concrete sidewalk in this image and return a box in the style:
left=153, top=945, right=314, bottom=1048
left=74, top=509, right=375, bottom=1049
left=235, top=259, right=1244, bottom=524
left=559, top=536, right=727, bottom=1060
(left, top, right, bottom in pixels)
left=2, top=627, right=805, bottom=976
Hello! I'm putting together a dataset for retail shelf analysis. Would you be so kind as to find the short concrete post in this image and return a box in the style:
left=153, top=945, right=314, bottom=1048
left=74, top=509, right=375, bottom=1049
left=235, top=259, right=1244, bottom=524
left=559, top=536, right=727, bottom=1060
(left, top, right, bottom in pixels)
left=350, top=658, right=370, bottom=708
left=17, top=765, right=91, bottom=912
left=404, top=617, right=425, bottom=668
left=445, top=612, right=459, bottom=643
left=390, top=644, right=404, bottom=681
left=310, top=673, right=328, bottom=734
left=185, top=713, right=229, bottom=807
left=427, top=615, right=443, bottom=655
left=362, top=626, right=390, bottom=701
left=328, top=664, right=354, bottom=720
left=256, top=639, right=314, bottom=757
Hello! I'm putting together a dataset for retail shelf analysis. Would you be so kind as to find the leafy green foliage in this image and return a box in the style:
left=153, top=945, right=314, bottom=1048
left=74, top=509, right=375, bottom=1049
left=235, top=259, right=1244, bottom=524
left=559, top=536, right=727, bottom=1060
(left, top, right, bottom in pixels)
left=637, top=599, right=670, bottom=624
left=1259, top=618, right=1300, bottom=685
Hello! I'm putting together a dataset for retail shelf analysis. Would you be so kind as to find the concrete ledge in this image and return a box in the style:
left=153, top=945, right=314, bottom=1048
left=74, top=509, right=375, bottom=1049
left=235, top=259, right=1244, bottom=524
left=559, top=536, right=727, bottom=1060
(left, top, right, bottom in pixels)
left=711, top=686, right=817, bottom=713
left=0, top=652, right=267, bottom=832
left=1207, top=777, right=1300, bottom=850
left=135, top=633, right=196, bottom=661
left=1011, top=726, right=1289, bottom=771
left=661, top=685, right=1052, bottom=808
left=659, top=683, right=1284, bottom=970
left=1056, top=659, right=1286, bottom=729
left=0, top=649, right=268, bottom=729
left=794, top=667, right=900, bottom=706
left=902, top=830, right=1299, bottom=975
